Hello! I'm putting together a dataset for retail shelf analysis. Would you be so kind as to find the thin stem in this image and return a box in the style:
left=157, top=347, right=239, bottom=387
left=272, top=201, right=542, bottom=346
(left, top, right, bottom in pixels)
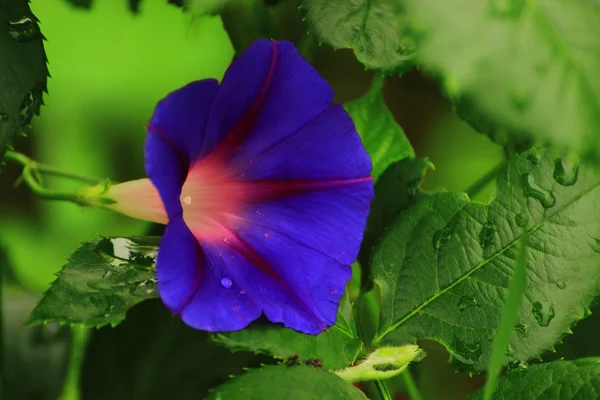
left=4, top=150, right=102, bottom=184
left=401, top=369, right=423, bottom=400
left=297, top=31, right=319, bottom=62
left=465, top=161, right=506, bottom=199
left=0, top=254, right=3, bottom=397
left=374, top=380, right=393, bottom=400
left=58, top=327, right=90, bottom=400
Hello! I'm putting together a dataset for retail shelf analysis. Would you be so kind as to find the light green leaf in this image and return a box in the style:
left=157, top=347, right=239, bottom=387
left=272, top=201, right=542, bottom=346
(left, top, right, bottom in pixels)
left=27, top=237, right=159, bottom=328
left=372, top=148, right=600, bottom=372
left=304, top=0, right=415, bottom=72
left=207, top=365, right=368, bottom=400
left=345, top=74, right=415, bottom=181
left=0, top=1, right=48, bottom=158
left=468, top=358, right=600, bottom=400
left=212, top=291, right=362, bottom=370
left=404, top=0, right=600, bottom=159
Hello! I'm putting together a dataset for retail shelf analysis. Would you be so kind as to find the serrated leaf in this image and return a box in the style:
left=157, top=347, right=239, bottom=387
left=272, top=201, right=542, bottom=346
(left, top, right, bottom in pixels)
left=358, top=157, right=433, bottom=282
left=404, top=0, right=600, bottom=159
left=212, top=291, right=362, bottom=370
left=345, top=74, right=415, bottom=181
left=468, top=358, right=600, bottom=400
left=207, top=365, right=368, bottom=400
left=304, top=0, right=415, bottom=72
left=27, top=237, right=160, bottom=328
left=0, top=1, right=48, bottom=158
left=372, top=148, right=600, bottom=372
left=81, top=299, right=258, bottom=400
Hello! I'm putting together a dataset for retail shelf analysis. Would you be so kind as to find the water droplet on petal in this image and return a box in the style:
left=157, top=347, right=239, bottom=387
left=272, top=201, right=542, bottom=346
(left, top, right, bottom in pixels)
left=264, top=232, right=269, bottom=238
left=553, top=158, right=579, bottom=186
left=433, top=227, right=452, bottom=250
left=522, top=174, right=556, bottom=208
left=220, top=277, right=233, bottom=289
left=6, top=16, right=40, bottom=42
left=183, top=195, right=192, bottom=205
left=458, top=296, right=479, bottom=311
left=531, top=301, right=555, bottom=327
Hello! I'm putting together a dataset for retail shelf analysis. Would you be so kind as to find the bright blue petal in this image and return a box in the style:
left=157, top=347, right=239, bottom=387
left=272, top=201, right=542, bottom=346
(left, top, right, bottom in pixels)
left=230, top=104, right=372, bottom=180
left=203, top=40, right=333, bottom=162
left=145, top=80, right=219, bottom=218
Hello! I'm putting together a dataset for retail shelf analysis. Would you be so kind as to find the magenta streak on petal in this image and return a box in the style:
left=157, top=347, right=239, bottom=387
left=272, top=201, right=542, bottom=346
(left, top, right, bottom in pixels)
left=199, top=40, right=279, bottom=167
left=146, top=124, right=191, bottom=180
left=221, top=227, right=329, bottom=330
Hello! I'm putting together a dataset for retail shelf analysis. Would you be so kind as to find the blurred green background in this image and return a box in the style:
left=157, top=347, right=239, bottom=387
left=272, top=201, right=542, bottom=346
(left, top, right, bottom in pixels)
left=1, top=1, right=535, bottom=399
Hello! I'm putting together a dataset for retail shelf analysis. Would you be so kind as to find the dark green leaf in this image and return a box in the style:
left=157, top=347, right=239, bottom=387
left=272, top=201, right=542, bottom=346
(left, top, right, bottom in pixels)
left=81, top=299, right=259, bottom=400
left=65, top=0, right=93, bottom=8
left=27, top=237, right=160, bottom=328
left=212, top=291, right=362, bottom=370
left=404, top=0, right=600, bottom=159
left=345, top=74, right=415, bottom=181
left=372, top=148, right=600, bottom=372
left=207, top=365, right=368, bottom=399
left=0, top=1, right=48, bottom=158
left=358, top=157, right=433, bottom=282
left=304, top=0, right=416, bottom=72
left=468, top=358, right=600, bottom=400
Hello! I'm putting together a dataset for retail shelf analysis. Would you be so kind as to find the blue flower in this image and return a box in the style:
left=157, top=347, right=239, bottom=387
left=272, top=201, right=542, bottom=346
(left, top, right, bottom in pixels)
left=108, top=39, right=374, bottom=334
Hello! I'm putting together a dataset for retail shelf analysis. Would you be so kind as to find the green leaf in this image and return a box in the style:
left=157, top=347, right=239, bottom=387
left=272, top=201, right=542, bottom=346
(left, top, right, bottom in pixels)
left=345, top=74, right=415, bottom=181
left=304, top=0, right=415, bottom=72
left=372, top=148, right=600, bottom=372
left=0, top=2, right=48, bottom=158
left=27, top=237, right=160, bottom=328
left=468, top=358, right=600, bottom=400
left=207, top=365, right=368, bottom=400
left=212, top=291, right=362, bottom=370
left=358, top=157, right=433, bottom=281
left=404, top=0, right=600, bottom=159
left=81, top=299, right=259, bottom=400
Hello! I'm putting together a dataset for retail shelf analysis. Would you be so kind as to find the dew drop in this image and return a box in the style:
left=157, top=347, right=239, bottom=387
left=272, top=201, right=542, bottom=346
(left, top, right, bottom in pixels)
left=505, top=344, right=515, bottom=357
left=511, top=90, right=530, bottom=112
left=458, top=295, right=479, bottom=311
left=556, top=281, right=567, bottom=290
left=531, top=301, right=555, bottom=327
left=522, top=174, right=556, bottom=208
left=183, top=195, right=192, bottom=205
left=553, top=158, right=579, bottom=186
left=102, top=270, right=112, bottom=279
left=451, top=338, right=483, bottom=372
left=264, top=232, right=269, bottom=238
left=514, top=323, right=528, bottom=337
left=220, top=277, right=233, bottom=289
left=479, top=222, right=495, bottom=249
left=526, top=151, right=541, bottom=165
left=6, top=16, right=40, bottom=42
left=432, top=227, right=452, bottom=250
left=19, top=89, right=41, bottom=125
left=515, top=213, right=529, bottom=227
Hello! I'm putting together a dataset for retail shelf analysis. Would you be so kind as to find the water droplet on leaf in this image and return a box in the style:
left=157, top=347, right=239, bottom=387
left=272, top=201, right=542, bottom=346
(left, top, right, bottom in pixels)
left=511, top=90, right=530, bottom=112
left=433, top=227, right=452, bottom=250
left=19, top=89, right=41, bottom=125
left=479, top=222, right=495, bottom=249
left=526, top=151, right=541, bottom=165
left=220, top=277, right=233, bottom=289
left=514, top=323, right=528, bottom=336
left=0, top=113, right=8, bottom=123
left=522, top=174, right=556, bottom=208
left=590, top=237, right=600, bottom=254
left=6, top=16, right=40, bottom=42
left=458, top=296, right=479, bottom=311
left=515, top=212, right=529, bottom=227
left=556, top=281, right=566, bottom=290
left=553, top=158, right=579, bottom=186
left=531, top=301, right=555, bottom=327
left=451, top=338, right=483, bottom=372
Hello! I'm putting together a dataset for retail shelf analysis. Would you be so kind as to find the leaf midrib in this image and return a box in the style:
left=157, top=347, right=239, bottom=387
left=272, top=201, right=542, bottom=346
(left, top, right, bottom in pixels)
left=373, top=180, right=600, bottom=345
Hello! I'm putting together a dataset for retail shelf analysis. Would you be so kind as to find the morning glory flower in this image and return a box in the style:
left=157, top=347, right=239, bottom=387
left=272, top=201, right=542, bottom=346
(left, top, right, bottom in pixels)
left=107, top=39, right=374, bottom=334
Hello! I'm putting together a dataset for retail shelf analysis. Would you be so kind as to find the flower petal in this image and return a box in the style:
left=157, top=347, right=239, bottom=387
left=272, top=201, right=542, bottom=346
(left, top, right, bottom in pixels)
left=202, top=39, right=333, bottom=164
left=145, top=79, right=219, bottom=218
left=229, top=104, right=372, bottom=180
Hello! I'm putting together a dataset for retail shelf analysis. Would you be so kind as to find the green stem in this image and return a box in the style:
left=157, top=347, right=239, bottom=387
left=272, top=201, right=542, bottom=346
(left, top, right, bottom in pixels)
left=374, top=380, right=393, bottom=400
left=465, top=161, right=505, bottom=199
left=58, top=327, right=90, bottom=400
left=4, top=151, right=102, bottom=184
left=401, top=369, right=423, bottom=400
left=297, top=31, right=319, bottom=62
